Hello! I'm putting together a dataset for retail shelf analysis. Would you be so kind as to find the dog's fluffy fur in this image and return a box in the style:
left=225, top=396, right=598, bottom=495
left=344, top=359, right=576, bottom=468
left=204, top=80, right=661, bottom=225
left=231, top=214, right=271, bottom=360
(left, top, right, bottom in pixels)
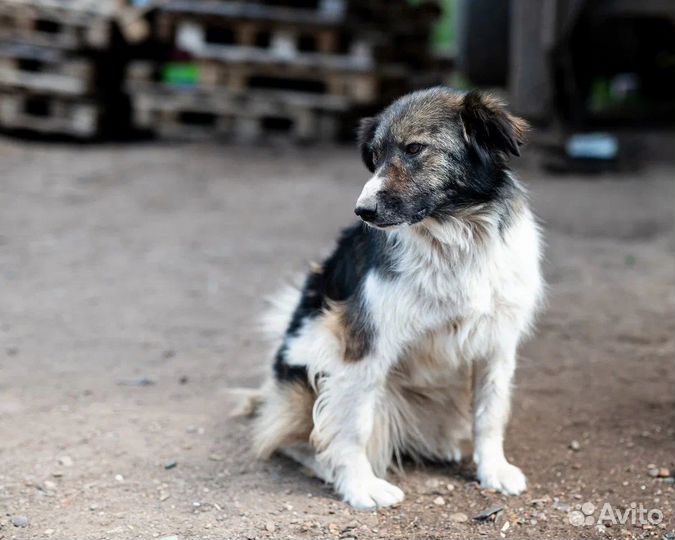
left=250, top=87, right=544, bottom=509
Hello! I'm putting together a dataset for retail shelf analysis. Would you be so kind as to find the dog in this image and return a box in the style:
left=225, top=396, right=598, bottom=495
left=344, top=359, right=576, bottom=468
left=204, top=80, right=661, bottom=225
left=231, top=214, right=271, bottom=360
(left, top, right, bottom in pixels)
left=250, top=87, right=544, bottom=509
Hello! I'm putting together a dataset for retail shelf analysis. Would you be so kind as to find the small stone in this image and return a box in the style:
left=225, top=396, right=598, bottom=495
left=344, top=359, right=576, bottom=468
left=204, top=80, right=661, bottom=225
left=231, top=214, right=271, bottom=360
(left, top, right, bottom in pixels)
left=158, top=536, right=178, bottom=540
left=159, top=492, right=170, bottom=502
left=569, top=440, right=581, bottom=451
left=52, top=471, right=64, bottom=478
left=342, top=521, right=358, bottom=532
left=446, top=483, right=455, bottom=492
left=328, top=522, right=339, bottom=534
left=648, top=468, right=660, bottom=477
left=501, top=521, right=510, bottom=533
left=58, top=456, right=74, bottom=467
left=449, top=512, right=469, bottom=523
left=473, top=504, right=504, bottom=521
left=43, top=480, right=57, bottom=490
left=208, top=454, right=223, bottom=461
left=657, top=468, right=671, bottom=478
left=12, top=515, right=29, bottom=527
left=117, top=377, right=155, bottom=387
left=433, top=496, right=446, bottom=506
left=114, top=474, right=124, bottom=483
left=44, top=529, right=55, bottom=536
left=265, top=521, right=275, bottom=532
left=425, top=478, right=442, bottom=489
left=164, top=461, right=178, bottom=470
left=552, top=500, right=571, bottom=512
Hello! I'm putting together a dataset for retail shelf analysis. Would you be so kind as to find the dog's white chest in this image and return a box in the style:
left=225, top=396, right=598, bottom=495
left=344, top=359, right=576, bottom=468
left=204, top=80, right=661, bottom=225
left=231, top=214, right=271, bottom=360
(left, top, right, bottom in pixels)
left=364, top=214, right=542, bottom=364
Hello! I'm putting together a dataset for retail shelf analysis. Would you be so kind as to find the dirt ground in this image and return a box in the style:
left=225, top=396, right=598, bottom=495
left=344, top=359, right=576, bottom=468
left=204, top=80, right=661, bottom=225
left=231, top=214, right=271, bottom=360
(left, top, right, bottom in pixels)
left=0, top=136, right=673, bottom=540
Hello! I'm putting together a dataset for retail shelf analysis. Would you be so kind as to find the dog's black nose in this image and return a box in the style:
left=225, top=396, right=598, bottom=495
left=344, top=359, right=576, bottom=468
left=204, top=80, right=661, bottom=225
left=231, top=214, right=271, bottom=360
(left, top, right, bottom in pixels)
left=355, top=205, right=378, bottom=222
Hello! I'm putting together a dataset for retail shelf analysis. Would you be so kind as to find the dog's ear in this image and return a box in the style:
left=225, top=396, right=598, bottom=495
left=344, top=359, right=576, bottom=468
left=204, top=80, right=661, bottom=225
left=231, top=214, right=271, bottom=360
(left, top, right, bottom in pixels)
left=357, top=116, right=379, bottom=172
left=460, top=91, right=528, bottom=158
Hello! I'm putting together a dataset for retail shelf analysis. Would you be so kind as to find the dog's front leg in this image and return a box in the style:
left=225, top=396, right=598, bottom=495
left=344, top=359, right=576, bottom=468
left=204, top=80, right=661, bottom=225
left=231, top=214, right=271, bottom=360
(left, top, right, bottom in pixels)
left=472, top=342, right=527, bottom=495
left=312, top=360, right=404, bottom=509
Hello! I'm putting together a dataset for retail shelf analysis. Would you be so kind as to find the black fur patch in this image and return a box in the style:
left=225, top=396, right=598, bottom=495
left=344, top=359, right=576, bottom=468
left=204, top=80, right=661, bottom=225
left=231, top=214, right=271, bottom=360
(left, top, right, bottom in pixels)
left=273, top=223, right=390, bottom=383
left=357, top=117, right=380, bottom=173
left=460, top=90, right=527, bottom=159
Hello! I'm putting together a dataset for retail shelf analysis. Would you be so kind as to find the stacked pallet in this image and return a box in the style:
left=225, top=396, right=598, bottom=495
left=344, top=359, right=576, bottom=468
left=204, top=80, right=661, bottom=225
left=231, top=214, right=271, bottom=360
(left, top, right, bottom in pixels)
left=0, top=0, right=132, bottom=137
left=126, top=0, right=441, bottom=142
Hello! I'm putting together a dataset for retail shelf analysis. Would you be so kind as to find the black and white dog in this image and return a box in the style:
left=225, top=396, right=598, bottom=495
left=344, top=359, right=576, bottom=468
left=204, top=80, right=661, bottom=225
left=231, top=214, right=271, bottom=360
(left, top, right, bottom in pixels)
left=251, top=87, right=544, bottom=509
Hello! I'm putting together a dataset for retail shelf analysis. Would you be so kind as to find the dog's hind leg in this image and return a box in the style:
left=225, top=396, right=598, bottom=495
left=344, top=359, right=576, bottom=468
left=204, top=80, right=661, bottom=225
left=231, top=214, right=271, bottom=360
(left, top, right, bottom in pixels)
left=252, top=380, right=315, bottom=460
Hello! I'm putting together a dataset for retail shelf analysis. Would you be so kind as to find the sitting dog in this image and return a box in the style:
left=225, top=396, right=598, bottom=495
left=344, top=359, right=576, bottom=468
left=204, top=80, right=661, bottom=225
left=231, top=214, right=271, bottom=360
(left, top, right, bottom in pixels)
left=251, top=87, right=544, bottom=509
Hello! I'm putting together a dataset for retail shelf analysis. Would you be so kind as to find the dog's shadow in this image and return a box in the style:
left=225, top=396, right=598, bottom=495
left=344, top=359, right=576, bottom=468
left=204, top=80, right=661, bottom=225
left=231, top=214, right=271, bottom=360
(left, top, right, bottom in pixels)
left=219, top=405, right=477, bottom=504
left=269, top=451, right=478, bottom=501
left=394, top=455, right=478, bottom=484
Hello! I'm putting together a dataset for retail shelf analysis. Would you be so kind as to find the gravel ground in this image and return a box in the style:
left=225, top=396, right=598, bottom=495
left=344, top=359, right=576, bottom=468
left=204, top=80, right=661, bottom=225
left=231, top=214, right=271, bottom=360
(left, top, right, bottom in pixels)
left=0, top=137, right=673, bottom=539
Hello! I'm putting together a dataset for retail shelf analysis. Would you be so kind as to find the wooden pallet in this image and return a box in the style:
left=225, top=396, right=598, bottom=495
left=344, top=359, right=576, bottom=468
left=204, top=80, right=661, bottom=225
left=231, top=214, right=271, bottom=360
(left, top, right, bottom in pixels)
left=159, top=0, right=346, bottom=27
left=126, top=59, right=377, bottom=107
left=162, top=17, right=374, bottom=72
left=0, top=91, right=100, bottom=136
left=0, top=0, right=115, bottom=49
left=0, top=41, right=94, bottom=95
left=130, top=85, right=337, bottom=142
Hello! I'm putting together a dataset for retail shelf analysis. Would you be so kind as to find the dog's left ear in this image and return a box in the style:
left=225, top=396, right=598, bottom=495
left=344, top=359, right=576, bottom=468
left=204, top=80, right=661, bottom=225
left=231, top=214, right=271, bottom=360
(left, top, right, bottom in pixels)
left=460, top=91, right=529, bottom=158
left=357, top=116, right=379, bottom=172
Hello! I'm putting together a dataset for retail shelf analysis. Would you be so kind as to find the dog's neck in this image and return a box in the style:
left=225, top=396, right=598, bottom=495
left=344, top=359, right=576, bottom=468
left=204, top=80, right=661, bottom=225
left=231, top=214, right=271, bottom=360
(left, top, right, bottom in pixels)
left=382, top=193, right=526, bottom=285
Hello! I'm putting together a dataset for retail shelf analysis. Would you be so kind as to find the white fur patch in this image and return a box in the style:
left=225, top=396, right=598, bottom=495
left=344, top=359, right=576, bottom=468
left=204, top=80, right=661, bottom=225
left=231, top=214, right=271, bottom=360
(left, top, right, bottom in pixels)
left=355, top=173, right=383, bottom=210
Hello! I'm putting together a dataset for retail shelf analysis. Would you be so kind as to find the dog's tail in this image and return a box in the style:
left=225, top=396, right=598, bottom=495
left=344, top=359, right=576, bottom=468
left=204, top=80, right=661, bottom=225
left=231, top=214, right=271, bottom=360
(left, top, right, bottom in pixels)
left=259, top=283, right=301, bottom=342
left=229, top=283, right=302, bottom=418
left=227, top=387, right=266, bottom=417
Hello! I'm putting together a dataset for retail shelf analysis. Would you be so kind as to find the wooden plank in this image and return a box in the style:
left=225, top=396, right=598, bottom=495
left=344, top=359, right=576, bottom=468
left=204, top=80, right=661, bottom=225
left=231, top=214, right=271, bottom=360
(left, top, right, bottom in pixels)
left=129, top=85, right=337, bottom=142
left=160, top=0, right=346, bottom=27
left=0, top=1, right=113, bottom=49
left=0, top=45, right=94, bottom=95
left=0, top=91, right=99, bottom=136
left=126, top=59, right=378, bottom=106
left=164, top=16, right=373, bottom=71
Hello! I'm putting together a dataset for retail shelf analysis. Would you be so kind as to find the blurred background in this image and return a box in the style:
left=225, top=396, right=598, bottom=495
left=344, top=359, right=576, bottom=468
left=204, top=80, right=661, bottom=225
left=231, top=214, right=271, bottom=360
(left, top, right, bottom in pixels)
left=0, top=1, right=673, bottom=538
left=0, top=0, right=673, bottom=153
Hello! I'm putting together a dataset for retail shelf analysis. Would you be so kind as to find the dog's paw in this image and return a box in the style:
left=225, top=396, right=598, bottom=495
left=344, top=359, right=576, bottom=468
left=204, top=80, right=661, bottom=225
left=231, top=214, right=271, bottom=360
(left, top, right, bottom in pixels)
left=341, top=476, right=405, bottom=509
left=477, top=460, right=527, bottom=495
left=444, top=445, right=463, bottom=463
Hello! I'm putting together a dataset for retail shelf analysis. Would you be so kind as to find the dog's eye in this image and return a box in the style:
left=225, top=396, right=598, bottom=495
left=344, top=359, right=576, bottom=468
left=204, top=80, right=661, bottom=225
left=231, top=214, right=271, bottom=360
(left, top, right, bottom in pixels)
left=405, top=143, right=424, bottom=155
left=371, top=149, right=380, bottom=166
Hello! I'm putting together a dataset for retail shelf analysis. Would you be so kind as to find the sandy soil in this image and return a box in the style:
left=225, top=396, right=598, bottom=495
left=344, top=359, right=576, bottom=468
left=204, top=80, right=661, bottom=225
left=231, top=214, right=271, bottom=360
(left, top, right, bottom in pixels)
left=0, top=137, right=673, bottom=540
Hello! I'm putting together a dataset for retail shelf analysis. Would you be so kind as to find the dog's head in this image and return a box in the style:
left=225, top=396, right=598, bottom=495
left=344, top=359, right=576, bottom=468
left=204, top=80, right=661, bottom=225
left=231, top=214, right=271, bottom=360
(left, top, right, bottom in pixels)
left=355, top=87, right=528, bottom=229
